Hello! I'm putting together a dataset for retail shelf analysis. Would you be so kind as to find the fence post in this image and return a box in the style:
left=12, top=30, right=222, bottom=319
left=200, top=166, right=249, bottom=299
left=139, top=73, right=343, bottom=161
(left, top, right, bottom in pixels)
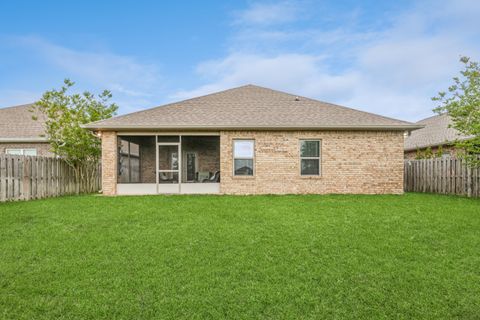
left=0, top=155, right=102, bottom=202
left=22, top=157, right=30, bottom=200
left=0, top=156, right=5, bottom=201
left=467, top=166, right=472, bottom=198
left=404, top=157, right=478, bottom=197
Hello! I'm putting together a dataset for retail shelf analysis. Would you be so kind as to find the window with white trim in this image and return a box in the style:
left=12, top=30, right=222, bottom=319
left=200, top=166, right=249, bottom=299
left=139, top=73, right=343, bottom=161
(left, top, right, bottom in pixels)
left=233, top=140, right=254, bottom=176
left=5, top=148, right=37, bottom=156
left=299, top=140, right=320, bottom=175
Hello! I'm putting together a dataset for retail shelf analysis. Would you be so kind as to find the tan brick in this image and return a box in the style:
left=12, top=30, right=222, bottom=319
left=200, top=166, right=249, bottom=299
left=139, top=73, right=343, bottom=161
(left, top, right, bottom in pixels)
left=101, top=131, right=117, bottom=195
left=101, top=130, right=404, bottom=195
left=220, top=130, right=404, bottom=195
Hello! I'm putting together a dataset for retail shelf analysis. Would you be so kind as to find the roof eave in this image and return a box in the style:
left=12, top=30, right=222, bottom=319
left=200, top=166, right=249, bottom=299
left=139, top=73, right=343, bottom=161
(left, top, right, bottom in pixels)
left=404, top=136, right=472, bottom=151
left=404, top=143, right=451, bottom=152
left=0, top=137, right=48, bottom=143
left=83, top=124, right=424, bottom=131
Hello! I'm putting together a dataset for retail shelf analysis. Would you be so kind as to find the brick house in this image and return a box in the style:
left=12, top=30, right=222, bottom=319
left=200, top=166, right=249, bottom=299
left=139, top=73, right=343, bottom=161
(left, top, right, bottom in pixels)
left=0, top=104, right=53, bottom=156
left=404, top=113, right=471, bottom=159
left=85, top=85, right=421, bottom=195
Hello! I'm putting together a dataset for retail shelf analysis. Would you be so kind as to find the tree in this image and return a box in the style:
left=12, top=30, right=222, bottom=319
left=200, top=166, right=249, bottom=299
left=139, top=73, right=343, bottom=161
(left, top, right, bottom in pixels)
left=433, top=56, right=480, bottom=167
left=33, top=79, right=118, bottom=193
left=424, top=147, right=434, bottom=159
left=436, top=145, right=444, bottom=158
left=415, top=148, right=423, bottom=160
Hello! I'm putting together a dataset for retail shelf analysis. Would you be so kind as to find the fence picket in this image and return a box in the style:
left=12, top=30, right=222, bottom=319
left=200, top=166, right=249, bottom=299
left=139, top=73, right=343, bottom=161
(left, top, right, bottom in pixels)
left=404, top=157, right=479, bottom=197
left=0, top=155, right=100, bottom=202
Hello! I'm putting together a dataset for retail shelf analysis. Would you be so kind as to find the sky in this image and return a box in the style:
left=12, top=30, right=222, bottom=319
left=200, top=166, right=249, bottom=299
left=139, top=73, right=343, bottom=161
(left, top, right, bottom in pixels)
left=0, top=0, right=479, bottom=122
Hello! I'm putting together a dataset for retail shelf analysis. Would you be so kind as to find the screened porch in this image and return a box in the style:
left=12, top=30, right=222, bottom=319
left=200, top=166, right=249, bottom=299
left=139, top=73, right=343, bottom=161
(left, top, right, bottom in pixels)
left=117, top=135, right=220, bottom=194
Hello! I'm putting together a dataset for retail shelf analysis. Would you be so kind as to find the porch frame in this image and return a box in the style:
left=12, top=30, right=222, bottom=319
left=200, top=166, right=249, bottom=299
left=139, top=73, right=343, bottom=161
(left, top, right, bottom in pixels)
left=116, top=132, right=220, bottom=195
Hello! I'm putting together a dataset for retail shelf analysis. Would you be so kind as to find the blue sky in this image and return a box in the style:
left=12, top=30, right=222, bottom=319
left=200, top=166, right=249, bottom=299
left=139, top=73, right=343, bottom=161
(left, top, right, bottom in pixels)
left=1, top=0, right=479, bottom=121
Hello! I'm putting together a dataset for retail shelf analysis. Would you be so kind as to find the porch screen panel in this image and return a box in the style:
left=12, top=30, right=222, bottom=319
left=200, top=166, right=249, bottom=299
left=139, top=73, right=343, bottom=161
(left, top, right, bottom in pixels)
left=158, top=145, right=179, bottom=184
left=118, top=138, right=141, bottom=183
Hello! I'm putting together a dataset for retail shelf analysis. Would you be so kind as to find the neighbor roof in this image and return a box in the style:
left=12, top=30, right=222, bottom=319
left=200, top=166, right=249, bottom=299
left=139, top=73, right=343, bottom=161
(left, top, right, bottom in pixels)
left=0, top=104, right=47, bottom=142
left=85, top=85, right=422, bottom=131
left=404, top=113, right=471, bottom=151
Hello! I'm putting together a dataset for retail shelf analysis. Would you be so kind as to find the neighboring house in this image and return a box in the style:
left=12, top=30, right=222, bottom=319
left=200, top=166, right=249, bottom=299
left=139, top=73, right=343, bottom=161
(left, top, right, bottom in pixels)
left=85, top=85, right=421, bottom=195
left=0, top=104, right=52, bottom=156
left=404, top=113, right=471, bottom=159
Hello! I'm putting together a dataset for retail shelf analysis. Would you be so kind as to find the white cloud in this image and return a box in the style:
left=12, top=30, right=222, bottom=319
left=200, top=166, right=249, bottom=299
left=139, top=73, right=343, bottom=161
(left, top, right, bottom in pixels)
left=174, top=0, right=480, bottom=122
left=233, top=1, right=300, bottom=26
left=7, top=36, right=164, bottom=113
left=15, top=37, right=161, bottom=96
left=172, top=53, right=358, bottom=101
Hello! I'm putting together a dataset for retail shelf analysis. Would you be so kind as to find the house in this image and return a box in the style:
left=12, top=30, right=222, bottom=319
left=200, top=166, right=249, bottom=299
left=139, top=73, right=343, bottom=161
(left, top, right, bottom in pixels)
left=0, top=104, right=52, bottom=156
left=85, top=85, right=422, bottom=195
left=404, top=113, right=471, bottom=159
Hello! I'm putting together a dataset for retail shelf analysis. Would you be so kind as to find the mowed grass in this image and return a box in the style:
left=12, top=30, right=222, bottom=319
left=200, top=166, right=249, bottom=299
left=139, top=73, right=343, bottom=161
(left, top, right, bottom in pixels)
left=0, top=194, right=479, bottom=319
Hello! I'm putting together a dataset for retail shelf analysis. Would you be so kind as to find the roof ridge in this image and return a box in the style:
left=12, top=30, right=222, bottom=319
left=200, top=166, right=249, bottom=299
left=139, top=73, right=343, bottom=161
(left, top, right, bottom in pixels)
left=89, top=84, right=415, bottom=126
left=416, top=112, right=448, bottom=123
left=87, top=84, right=255, bottom=126
left=0, top=103, right=35, bottom=111
left=85, top=84, right=421, bottom=130
left=244, top=84, right=414, bottom=125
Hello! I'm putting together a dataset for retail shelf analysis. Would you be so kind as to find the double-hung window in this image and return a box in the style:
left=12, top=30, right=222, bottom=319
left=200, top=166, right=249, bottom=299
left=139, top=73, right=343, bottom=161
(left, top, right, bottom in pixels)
left=233, top=140, right=254, bottom=176
left=300, top=140, right=321, bottom=176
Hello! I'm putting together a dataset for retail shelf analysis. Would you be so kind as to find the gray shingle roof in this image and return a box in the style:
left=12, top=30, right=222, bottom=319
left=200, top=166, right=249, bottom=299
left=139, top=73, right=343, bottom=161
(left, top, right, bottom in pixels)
left=0, top=104, right=47, bottom=141
left=86, top=85, right=421, bottom=131
left=404, top=113, right=471, bottom=151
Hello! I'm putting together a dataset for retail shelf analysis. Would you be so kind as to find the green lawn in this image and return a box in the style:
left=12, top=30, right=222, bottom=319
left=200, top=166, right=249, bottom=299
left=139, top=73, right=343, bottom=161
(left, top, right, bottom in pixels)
left=0, top=194, right=479, bottom=319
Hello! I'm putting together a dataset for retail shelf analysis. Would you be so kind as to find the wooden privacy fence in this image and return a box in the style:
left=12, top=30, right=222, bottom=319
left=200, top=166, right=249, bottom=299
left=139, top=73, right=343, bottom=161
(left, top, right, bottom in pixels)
left=404, top=158, right=480, bottom=197
left=0, top=155, right=101, bottom=202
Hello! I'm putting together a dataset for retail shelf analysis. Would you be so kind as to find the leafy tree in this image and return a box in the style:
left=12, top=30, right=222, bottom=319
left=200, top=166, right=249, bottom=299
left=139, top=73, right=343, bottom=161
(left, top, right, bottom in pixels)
left=32, top=79, right=118, bottom=193
left=415, top=148, right=423, bottom=160
left=433, top=56, right=480, bottom=167
left=424, top=147, right=434, bottom=159
left=436, top=145, right=444, bottom=158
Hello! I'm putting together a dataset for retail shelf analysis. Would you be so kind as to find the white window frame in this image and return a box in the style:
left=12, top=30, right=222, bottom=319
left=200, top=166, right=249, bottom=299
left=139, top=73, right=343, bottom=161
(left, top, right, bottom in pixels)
left=299, top=139, right=321, bottom=176
left=5, top=148, right=37, bottom=156
left=233, top=139, right=255, bottom=176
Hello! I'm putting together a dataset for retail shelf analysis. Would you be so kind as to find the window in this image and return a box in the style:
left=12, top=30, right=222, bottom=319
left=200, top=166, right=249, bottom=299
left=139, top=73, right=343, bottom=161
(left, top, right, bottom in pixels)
left=300, top=140, right=320, bottom=176
left=233, top=140, right=254, bottom=176
left=441, top=152, right=451, bottom=159
left=5, top=148, right=37, bottom=156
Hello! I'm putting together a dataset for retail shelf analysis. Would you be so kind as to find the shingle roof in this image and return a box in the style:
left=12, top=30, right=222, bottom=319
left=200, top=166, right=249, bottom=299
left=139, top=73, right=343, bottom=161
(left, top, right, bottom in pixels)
left=85, top=84, right=421, bottom=131
left=0, top=104, right=47, bottom=142
left=404, top=113, right=471, bottom=151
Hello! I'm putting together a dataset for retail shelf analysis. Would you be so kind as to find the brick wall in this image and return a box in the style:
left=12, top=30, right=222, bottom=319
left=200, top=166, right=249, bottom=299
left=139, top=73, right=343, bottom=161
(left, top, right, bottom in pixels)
left=220, top=130, right=404, bottom=195
left=0, top=142, right=52, bottom=156
left=404, top=145, right=459, bottom=160
left=101, top=131, right=117, bottom=195
left=101, top=131, right=404, bottom=195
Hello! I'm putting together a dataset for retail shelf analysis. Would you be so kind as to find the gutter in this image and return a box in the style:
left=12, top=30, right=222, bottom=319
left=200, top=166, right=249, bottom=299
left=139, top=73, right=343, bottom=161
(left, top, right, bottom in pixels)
left=0, top=137, right=48, bottom=143
left=83, top=124, right=425, bottom=131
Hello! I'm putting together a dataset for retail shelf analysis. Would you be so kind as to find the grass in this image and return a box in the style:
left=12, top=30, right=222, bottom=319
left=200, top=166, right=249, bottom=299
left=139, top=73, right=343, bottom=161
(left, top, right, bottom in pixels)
left=0, top=193, right=479, bottom=319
